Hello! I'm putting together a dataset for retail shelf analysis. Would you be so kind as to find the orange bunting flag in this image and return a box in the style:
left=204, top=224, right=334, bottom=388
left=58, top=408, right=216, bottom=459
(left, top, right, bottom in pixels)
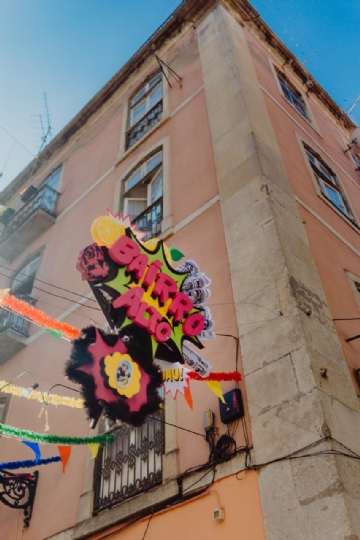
left=57, top=446, right=71, bottom=474
left=184, top=385, right=193, bottom=409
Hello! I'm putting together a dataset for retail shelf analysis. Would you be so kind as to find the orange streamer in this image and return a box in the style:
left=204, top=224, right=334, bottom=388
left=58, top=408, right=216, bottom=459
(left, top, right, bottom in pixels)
left=1, top=294, right=80, bottom=341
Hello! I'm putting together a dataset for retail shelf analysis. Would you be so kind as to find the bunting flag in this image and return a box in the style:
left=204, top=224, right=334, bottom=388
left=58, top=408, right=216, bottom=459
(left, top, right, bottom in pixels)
left=184, top=385, right=193, bottom=409
left=22, top=441, right=41, bottom=464
left=206, top=380, right=225, bottom=403
left=87, top=443, right=100, bottom=459
left=57, top=446, right=71, bottom=474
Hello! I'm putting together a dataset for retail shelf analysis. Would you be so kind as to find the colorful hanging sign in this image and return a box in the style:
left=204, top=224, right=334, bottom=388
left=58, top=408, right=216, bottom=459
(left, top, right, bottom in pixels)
left=155, top=359, right=191, bottom=400
left=69, top=210, right=215, bottom=426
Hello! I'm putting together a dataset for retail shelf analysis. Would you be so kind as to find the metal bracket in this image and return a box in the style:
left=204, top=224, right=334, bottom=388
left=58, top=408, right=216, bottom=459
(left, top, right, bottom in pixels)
left=0, top=470, right=39, bottom=528
left=154, top=54, right=182, bottom=88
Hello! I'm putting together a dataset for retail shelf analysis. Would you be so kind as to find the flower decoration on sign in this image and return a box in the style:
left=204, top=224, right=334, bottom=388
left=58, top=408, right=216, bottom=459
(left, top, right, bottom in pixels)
left=65, top=327, right=163, bottom=426
left=76, top=243, right=109, bottom=282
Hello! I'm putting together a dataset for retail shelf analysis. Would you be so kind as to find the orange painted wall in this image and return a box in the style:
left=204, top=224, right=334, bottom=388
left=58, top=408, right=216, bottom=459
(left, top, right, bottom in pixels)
left=88, top=472, right=265, bottom=540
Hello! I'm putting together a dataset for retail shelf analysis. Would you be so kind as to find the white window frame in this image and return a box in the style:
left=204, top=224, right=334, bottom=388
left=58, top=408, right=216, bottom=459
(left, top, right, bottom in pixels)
left=128, top=73, right=163, bottom=129
left=123, top=151, right=163, bottom=222
left=301, top=141, right=356, bottom=224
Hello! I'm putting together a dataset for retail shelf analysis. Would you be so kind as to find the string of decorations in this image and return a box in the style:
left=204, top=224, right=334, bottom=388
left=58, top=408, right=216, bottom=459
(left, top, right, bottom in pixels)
left=187, top=371, right=242, bottom=382
left=0, top=456, right=61, bottom=471
left=0, top=289, right=80, bottom=340
left=0, top=381, right=84, bottom=408
left=0, top=423, right=113, bottom=445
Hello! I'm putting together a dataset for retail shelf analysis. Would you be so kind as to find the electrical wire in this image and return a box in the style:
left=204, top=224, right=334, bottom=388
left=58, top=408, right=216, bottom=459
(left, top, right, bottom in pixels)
left=141, top=512, right=154, bottom=540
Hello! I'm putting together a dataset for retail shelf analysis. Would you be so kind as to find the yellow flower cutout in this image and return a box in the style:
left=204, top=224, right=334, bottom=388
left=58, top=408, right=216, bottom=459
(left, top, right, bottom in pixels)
left=104, top=352, right=141, bottom=398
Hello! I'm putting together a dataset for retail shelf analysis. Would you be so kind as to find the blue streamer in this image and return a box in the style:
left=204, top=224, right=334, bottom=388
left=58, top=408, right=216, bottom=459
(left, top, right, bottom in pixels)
left=0, top=456, right=61, bottom=471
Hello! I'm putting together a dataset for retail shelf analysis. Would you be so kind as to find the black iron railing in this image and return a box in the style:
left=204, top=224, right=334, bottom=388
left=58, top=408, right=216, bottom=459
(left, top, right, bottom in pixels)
left=93, top=410, right=164, bottom=514
left=0, top=294, right=35, bottom=337
left=126, top=101, right=163, bottom=149
left=134, top=198, right=163, bottom=242
left=0, top=184, right=59, bottom=243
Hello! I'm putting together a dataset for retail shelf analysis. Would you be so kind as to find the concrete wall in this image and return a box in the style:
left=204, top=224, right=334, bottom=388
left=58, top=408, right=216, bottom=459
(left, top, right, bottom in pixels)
left=197, top=4, right=360, bottom=539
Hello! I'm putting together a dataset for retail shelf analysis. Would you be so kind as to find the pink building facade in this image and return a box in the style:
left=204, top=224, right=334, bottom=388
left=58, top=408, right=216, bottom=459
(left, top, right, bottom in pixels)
left=0, top=1, right=359, bottom=539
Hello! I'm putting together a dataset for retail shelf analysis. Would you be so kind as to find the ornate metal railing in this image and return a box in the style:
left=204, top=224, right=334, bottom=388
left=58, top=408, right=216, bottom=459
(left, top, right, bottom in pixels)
left=0, top=294, right=35, bottom=337
left=134, top=198, right=163, bottom=242
left=93, top=410, right=164, bottom=514
left=0, top=184, right=59, bottom=243
left=0, top=470, right=38, bottom=528
left=126, top=101, right=163, bottom=149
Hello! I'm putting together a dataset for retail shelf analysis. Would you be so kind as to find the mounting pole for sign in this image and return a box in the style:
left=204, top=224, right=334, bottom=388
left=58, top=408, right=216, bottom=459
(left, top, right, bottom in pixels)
left=154, top=54, right=182, bottom=88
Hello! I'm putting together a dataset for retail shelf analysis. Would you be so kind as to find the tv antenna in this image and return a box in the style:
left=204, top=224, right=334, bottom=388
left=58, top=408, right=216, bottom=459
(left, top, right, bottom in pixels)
left=348, top=95, right=360, bottom=119
left=31, top=93, right=53, bottom=154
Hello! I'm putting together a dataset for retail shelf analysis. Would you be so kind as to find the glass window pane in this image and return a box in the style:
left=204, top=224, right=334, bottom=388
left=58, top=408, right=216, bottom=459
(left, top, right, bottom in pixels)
left=149, top=84, right=162, bottom=109
left=46, top=168, right=61, bottom=191
left=150, top=170, right=163, bottom=204
left=125, top=198, right=147, bottom=221
left=324, top=185, right=346, bottom=213
left=319, top=165, right=333, bottom=182
left=149, top=74, right=162, bottom=89
left=125, top=169, right=142, bottom=192
left=146, top=153, right=162, bottom=175
left=131, top=100, right=147, bottom=126
left=131, top=87, right=146, bottom=107
left=306, top=152, right=317, bottom=166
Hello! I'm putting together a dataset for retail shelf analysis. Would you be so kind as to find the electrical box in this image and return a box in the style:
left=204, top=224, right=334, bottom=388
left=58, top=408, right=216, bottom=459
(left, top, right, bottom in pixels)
left=203, top=409, right=214, bottom=431
left=219, top=388, right=244, bottom=424
left=214, top=508, right=225, bottom=522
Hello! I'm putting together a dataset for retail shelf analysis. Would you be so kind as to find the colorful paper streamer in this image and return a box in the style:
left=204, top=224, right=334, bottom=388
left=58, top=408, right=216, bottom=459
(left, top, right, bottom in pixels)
left=0, top=456, right=61, bottom=471
left=0, top=423, right=114, bottom=445
left=0, top=290, right=80, bottom=340
left=188, top=371, right=242, bottom=382
left=0, top=381, right=84, bottom=408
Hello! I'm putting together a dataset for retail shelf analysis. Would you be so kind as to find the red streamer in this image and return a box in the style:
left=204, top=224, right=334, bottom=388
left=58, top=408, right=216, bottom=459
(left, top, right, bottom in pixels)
left=187, top=371, right=242, bottom=382
left=2, top=294, right=80, bottom=341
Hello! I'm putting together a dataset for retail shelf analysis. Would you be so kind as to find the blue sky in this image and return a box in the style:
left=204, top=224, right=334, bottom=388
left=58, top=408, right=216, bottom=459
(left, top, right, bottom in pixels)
left=1, top=0, right=359, bottom=190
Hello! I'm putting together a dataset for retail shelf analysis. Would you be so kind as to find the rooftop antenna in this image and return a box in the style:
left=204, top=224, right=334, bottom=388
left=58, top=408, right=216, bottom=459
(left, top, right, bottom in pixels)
left=31, top=93, right=53, bottom=155
left=348, top=95, right=360, bottom=119
left=302, top=50, right=316, bottom=65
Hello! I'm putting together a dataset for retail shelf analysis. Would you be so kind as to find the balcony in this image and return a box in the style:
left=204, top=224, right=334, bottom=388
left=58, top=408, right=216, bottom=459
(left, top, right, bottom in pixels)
left=93, top=410, right=164, bottom=514
left=0, top=294, right=35, bottom=364
left=134, top=198, right=163, bottom=242
left=125, top=101, right=163, bottom=149
left=0, top=184, right=59, bottom=262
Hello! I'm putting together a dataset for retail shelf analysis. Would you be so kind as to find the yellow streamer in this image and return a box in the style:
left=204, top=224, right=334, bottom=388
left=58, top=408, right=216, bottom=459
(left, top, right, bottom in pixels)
left=87, top=443, right=100, bottom=459
left=0, top=381, right=84, bottom=409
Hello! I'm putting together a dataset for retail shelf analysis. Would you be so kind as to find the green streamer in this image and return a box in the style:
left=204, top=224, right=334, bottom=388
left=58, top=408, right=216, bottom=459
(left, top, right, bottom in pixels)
left=0, top=423, right=114, bottom=446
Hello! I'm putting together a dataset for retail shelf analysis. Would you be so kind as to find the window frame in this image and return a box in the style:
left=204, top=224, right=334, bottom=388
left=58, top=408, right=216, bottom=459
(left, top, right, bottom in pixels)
left=271, top=63, right=318, bottom=129
left=125, top=72, right=164, bottom=150
left=301, top=140, right=358, bottom=227
left=121, top=150, right=164, bottom=241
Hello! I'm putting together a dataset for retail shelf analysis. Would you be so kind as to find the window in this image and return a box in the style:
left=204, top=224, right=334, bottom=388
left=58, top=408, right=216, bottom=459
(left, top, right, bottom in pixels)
left=93, top=411, right=164, bottom=514
left=11, top=256, right=40, bottom=296
left=351, top=151, right=360, bottom=172
left=0, top=397, right=9, bottom=423
left=276, top=71, right=310, bottom=121
left=126, top=74, right=163, bottom=149
left=304, top=144, right=354, bottom=220
left=123, top=151, right=163, bottom=240
left=34, top=167, right=61, bottom=215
